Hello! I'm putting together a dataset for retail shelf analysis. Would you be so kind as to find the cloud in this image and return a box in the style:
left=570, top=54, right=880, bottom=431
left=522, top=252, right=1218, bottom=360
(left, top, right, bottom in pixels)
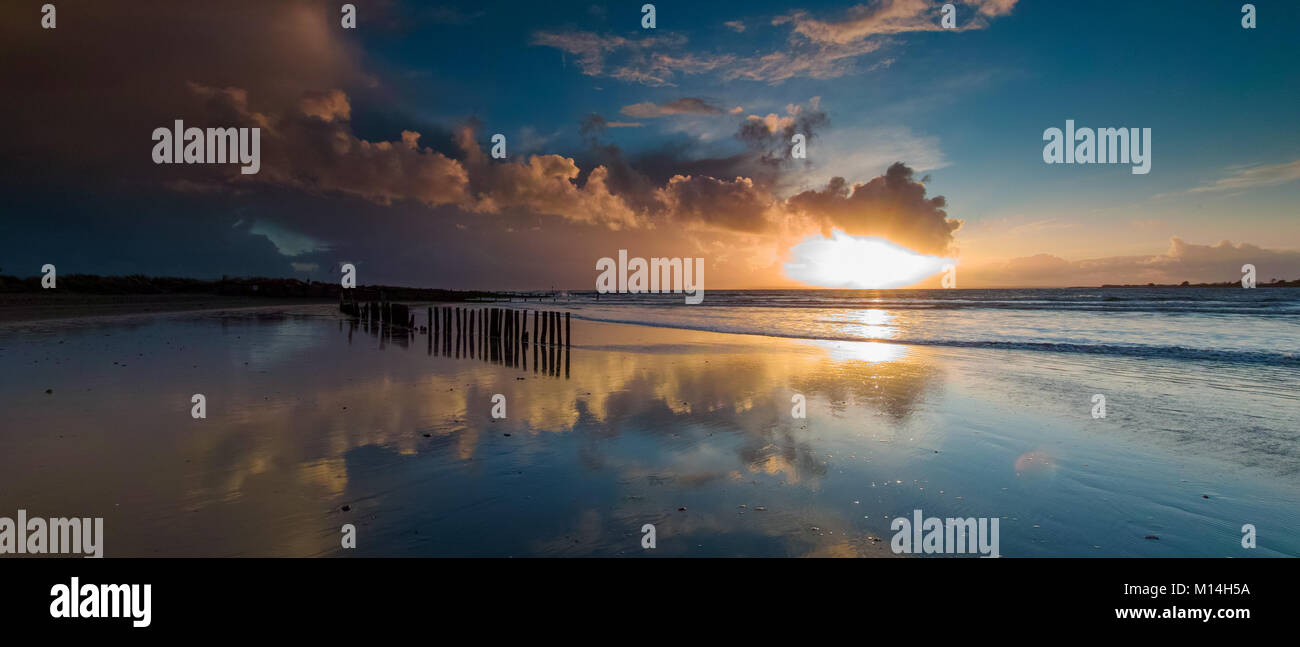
left=786, top=162, right=960, bottom=254
left=146, top=86, right=835, bottom=237
left=736, top=98, right=829, bottom=161
left=530, top=31, right=705, bottom=85
left=973, top=0, right=1020, bottom=17
left=778, top=0, right=1018, bottom=44
left=609, top=51, right=737, bottom=87
left=655, top=175, right=779, bottom=233
left=532, top=3, right=1017, bottom=86
left=173, top=86, right=645, bottom=230
left=727, top=39, right=886, bottom=83
left=298, top=89, right=352, bottom=122
left=529, top=31, right=633, bottom=76
left=1188, top=159, right=1300, bottom=193
left=455, top=124, right=642, bottom=230
left=583, top=97, right=830, bottom=198
left=579, top=114, right=644, bottom=142
left=621, top=98, right=724, bottom=118
left=0, top=0, right=368, bottom=180
left=776, top=1, right=940, bottom=45
left=963, top=237, right=1300, bottom=287
left=181, top=82, right=472, bottom=208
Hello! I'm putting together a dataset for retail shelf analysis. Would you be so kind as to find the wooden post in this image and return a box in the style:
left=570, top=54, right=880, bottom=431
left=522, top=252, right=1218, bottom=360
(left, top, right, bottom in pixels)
left=505, top=309, right=513, bottom=365
left=565, top=312, right=571, bottom=347
left=550, top=336, right=558, bottom=376
left=542, top=327, right=549, bottom=373
left=533, top=310, right=539, bottom=346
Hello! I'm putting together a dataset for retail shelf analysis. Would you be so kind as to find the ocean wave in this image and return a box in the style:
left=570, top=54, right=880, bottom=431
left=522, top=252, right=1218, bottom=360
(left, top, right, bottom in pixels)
left=558, top=290, right=1300, bottom=314
left=572, top=313, right=1300, bottom=366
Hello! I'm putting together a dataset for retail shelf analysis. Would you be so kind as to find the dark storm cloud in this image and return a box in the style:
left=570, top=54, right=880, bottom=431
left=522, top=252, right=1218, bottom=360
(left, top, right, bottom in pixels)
left=735, top=99, right=830, bottom=167
left=656, top=175, right=778, bottom=233
left=0, top=0, right=367, bottom=183
left=786, top=162, right=961, bottom=254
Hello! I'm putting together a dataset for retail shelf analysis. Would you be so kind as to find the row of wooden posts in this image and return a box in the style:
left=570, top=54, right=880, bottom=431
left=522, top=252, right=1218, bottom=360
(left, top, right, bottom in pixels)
left=342, top=299, right=414, bottom=328
left=425, top=306, right=570, bottom=347
left=427, top=306, right=570, bottom=376
left=343, top=299, right=571, bottom=376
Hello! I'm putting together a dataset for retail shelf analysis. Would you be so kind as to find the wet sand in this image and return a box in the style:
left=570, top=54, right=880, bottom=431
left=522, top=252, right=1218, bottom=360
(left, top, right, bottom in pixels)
left=0, top=303, right=1296, bottom=557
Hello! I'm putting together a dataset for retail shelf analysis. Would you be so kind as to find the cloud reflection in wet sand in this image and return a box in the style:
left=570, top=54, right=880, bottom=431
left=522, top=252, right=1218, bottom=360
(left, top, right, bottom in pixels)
left=2, top=304, right=1297, bottom=557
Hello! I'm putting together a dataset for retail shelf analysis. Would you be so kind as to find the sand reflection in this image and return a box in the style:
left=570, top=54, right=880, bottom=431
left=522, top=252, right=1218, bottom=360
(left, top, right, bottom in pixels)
left=0, top=306, right=943, bottom=556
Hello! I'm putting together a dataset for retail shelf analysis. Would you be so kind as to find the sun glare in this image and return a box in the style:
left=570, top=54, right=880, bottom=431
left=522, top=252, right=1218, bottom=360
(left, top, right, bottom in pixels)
left=783, top=229, right=953, bottom=289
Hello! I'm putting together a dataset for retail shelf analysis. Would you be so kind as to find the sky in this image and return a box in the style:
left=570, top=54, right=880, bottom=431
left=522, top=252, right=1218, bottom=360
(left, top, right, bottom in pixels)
left=1, top=0, right=1298, bottom=289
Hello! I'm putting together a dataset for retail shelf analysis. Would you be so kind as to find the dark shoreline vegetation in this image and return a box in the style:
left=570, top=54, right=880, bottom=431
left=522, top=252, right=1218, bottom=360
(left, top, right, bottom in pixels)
left=0, top=274, right=508, bottom=301
left=1096, top=279, right=1300, bottom=288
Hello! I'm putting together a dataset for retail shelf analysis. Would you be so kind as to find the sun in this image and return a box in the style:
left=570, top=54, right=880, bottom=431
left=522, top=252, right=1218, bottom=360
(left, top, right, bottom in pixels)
left=783, top=229, right=953, bottom=289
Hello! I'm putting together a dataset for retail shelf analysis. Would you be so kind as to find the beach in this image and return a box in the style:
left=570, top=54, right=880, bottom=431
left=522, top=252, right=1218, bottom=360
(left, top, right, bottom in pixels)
left=1, top=291, right=1297, bottom=557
